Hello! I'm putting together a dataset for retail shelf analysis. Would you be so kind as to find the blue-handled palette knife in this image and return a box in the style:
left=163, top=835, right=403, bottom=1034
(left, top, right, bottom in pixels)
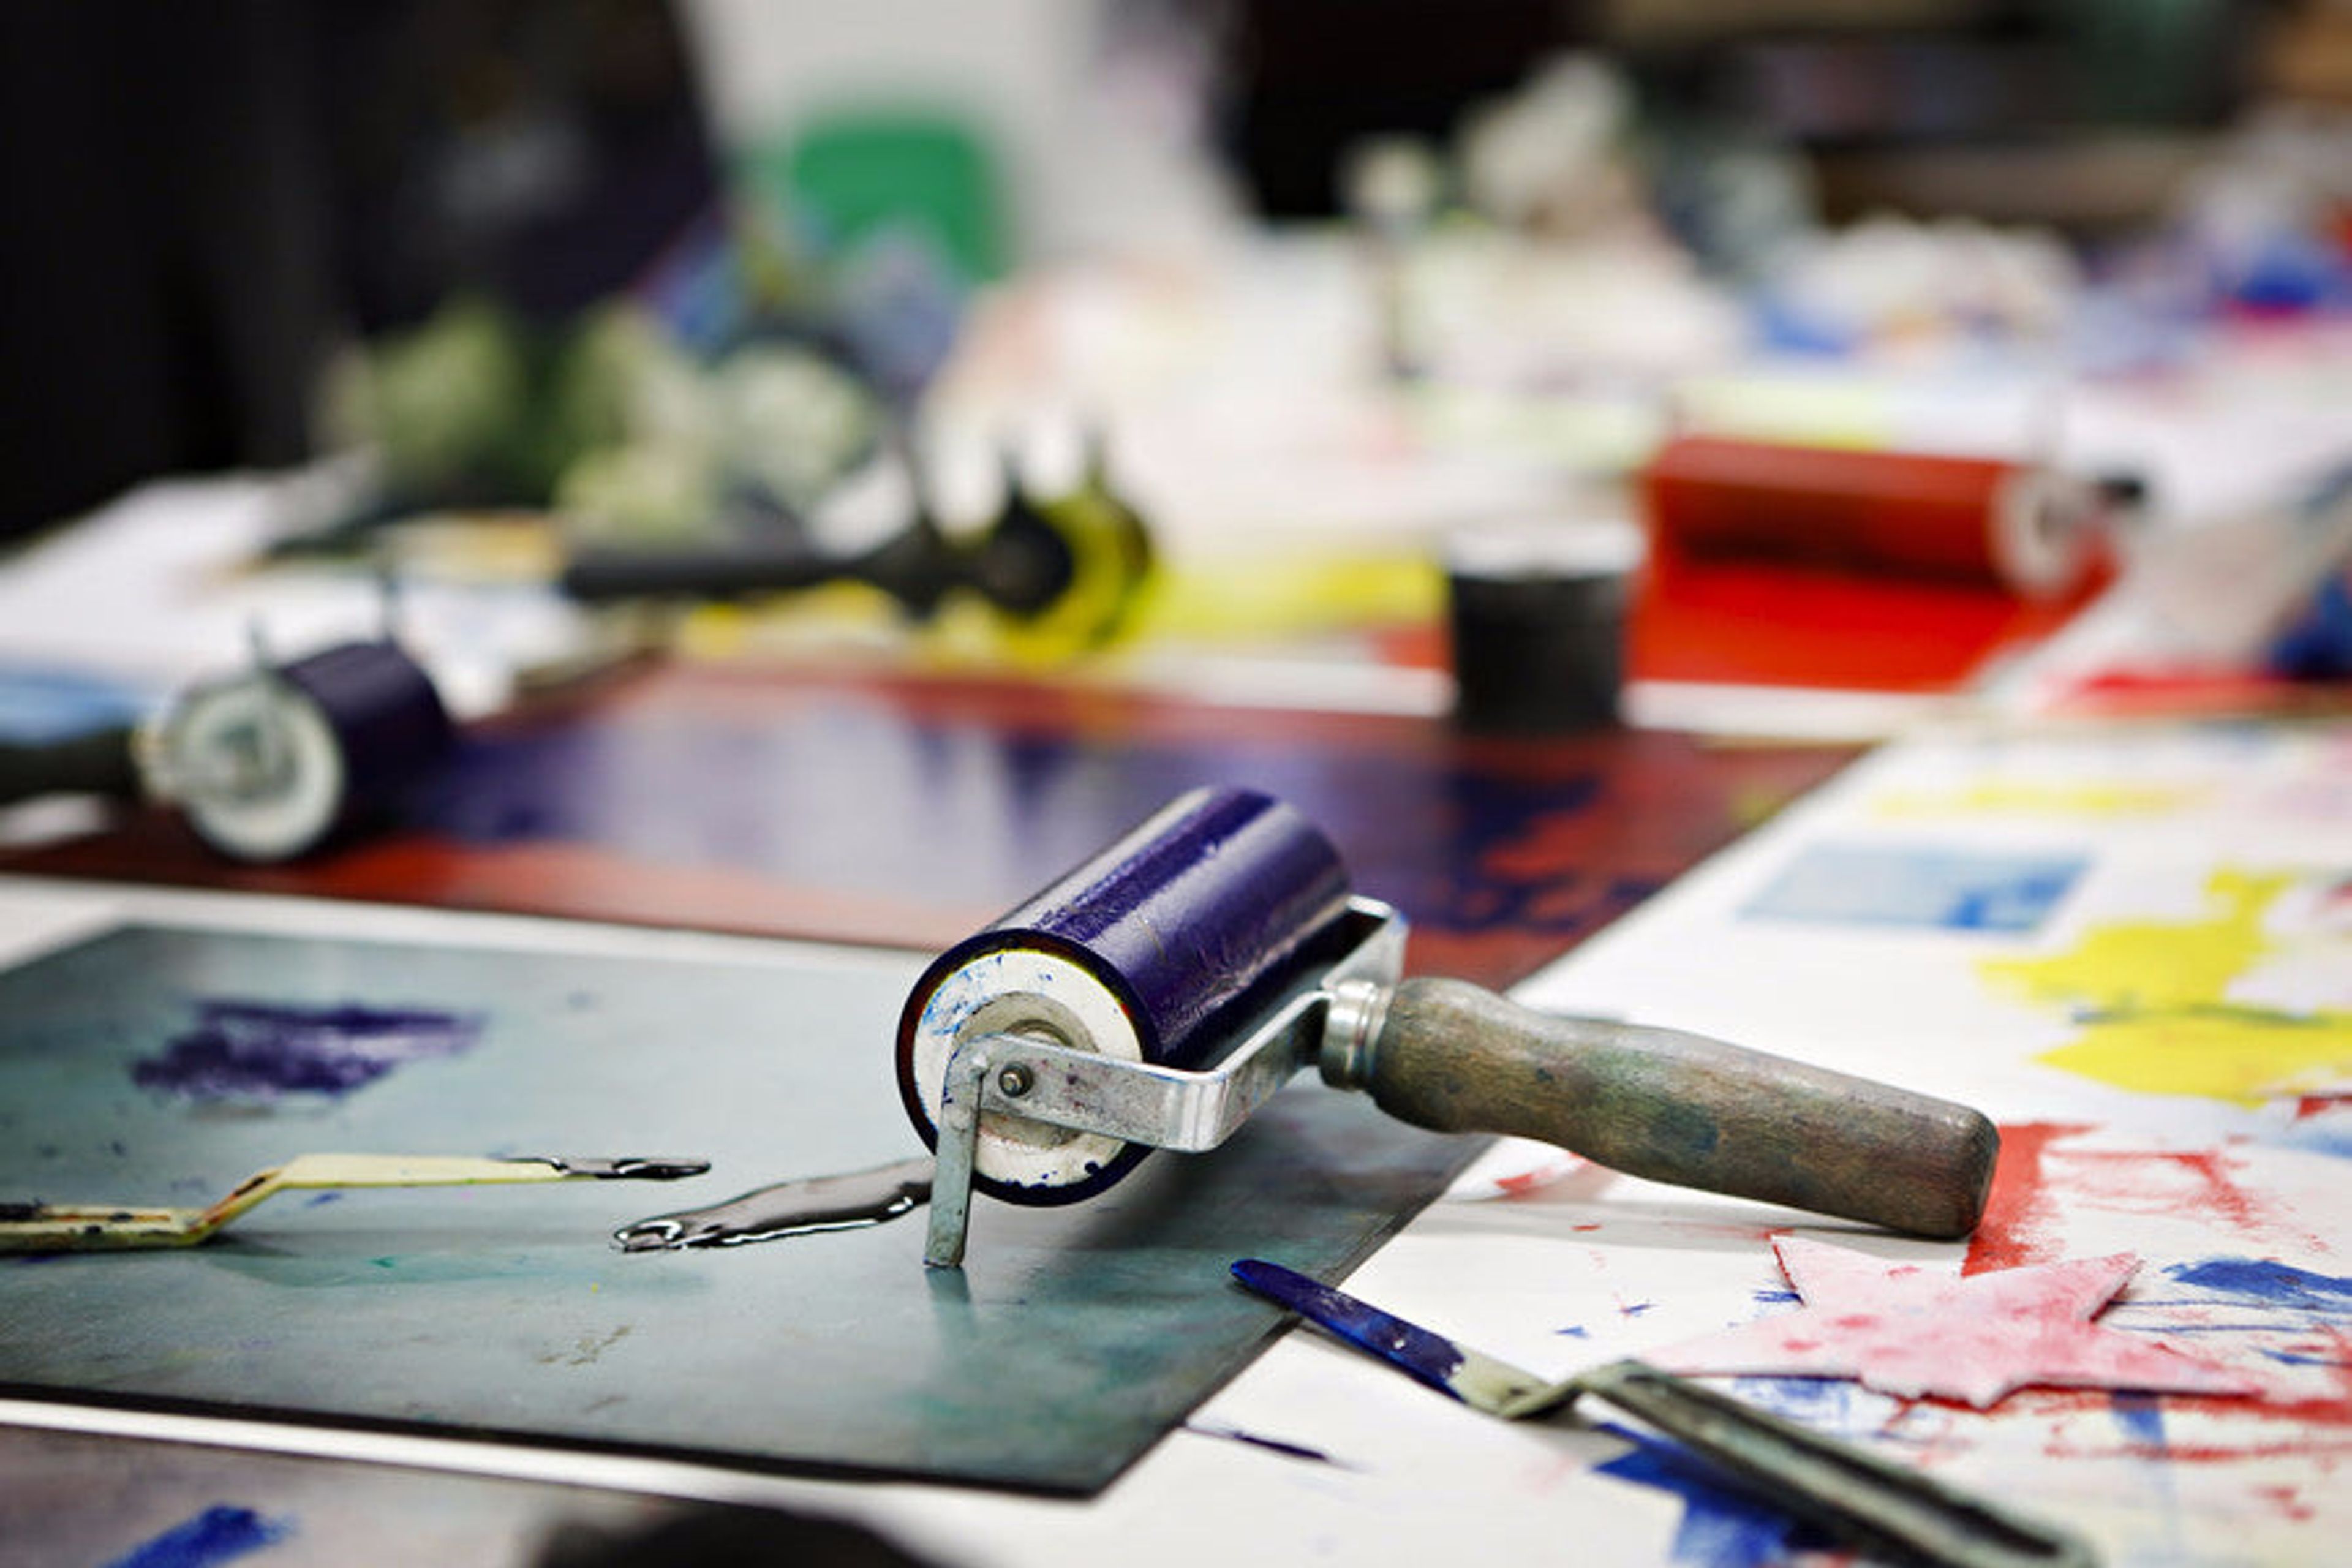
left=1232, top=1258, right=2095, bottom=1568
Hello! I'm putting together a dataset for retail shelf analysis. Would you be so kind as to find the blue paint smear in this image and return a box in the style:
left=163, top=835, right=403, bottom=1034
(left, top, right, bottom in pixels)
left=105, top=1505, right=291, bottom=1568
left=2165, top=1257, right=2352, bottom=1311
left=2280, top=1121, right=2352, bottom=1161
left=1728, top=1374, right=1856, bottom=1431
left=1743, top=844, right=2087, bottom=934
left=1596, top=1423, right=1836, bottom=1568
left=1188, top=1422, right=1344, bottom=1466
left=0, top=662, right=156, bottom=744
left=1752, top=1287, right=1801, bottom=1306
left=2110, top=1392, right=2166, bottom=1449
left=1556, top=1325, right=1591, bottom=1339
left=1231, top=1259, right=1466, bottom=1397
left=132, top=999, right=484, bottom=1101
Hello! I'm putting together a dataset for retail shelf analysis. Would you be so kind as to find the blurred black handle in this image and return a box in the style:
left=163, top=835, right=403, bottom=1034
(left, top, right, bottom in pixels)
left=0, top=725, right=142, bottom=808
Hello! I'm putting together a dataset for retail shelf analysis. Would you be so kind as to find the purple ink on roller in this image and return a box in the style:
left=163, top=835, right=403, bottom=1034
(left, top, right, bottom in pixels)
left=895, top=786, right=1351, bottom=1204
left=153, top=640, right=454, bottom=862
left=902, top=790, right=2004, bottom=1269
left=276, top=641, right=454, bottom=812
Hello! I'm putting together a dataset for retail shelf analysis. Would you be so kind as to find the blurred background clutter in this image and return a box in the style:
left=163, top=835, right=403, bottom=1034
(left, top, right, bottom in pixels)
left=9, top=10, right=2352, bottom=1563
left=3, top=0, right=2351, bottom=744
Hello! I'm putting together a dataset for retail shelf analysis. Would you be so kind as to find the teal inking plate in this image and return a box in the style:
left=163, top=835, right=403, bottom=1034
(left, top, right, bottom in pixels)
left=0, top=925, right=1478, bottom=1494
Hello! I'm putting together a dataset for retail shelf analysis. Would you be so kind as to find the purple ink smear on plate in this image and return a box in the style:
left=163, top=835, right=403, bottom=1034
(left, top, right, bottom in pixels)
left=103, top=1504, right=291, bottom=1568
left=132, top=999, right=484, bottom=1101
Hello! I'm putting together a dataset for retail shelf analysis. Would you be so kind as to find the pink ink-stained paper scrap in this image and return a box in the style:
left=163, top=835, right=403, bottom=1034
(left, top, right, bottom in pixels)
left=1651, top=1237, right=2263, bottom=1409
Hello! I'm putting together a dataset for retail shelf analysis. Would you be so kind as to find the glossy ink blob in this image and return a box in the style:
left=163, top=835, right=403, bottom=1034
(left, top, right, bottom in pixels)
left=612, top=1158, right=934, bottom=1251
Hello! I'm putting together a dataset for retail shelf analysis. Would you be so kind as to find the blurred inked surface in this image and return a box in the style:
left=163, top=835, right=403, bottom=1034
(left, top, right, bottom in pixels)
left=0, top=664, right=1850, bottom=989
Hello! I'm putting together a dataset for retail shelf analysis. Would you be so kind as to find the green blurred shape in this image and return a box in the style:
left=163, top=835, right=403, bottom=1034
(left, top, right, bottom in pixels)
left=361, top=294, right=535, bottom=503
left=747, top=110, right=1005, bottom=283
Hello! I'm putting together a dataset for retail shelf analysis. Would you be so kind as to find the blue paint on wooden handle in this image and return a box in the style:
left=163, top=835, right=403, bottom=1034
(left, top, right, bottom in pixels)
left=1231, top=1257, right=1470, bottom=1399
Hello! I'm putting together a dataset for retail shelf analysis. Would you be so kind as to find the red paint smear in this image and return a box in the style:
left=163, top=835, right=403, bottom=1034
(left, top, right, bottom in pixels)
left=2156, top=1329, right=2352, bottom=1463
left=1494, top=1166, right=1572, bottom=1197
left=1967, top=1126, right=2315, bottom=1278
left=1964, top=1122, right=2092, bottom=1276
left=2255, top=1484, right=2316, bottom=1523
left=2057, top=1147, right=2292, bottom=1245
left=2015, top=1330, right=2352, bottom=1464
left=2295, top=1093, right=2352, bottom=1124
left=1951, top=1125, right=2352, bottom=1464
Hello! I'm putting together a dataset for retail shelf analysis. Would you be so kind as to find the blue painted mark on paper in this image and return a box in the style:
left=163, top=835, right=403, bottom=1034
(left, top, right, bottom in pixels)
left=2280, top=1120, right=2352, bottom=1161
left=0, top=663, right=155, bottom=744
left=1596, top=1424, right=1834, bottom=1568
left=133, top=1000, right=484, bottom=1101
left=1743, top=843, right=2087, bottom=933
left=1185, top=1420, right=1348, bottom=1467
left=2111, top=1392, right=2166, bottom=1449
left=1728, top=1374, right=1859, bottom=1433
left=2165, top=1257, right=2352, bottom=1311
left=104, top=1505, right=290, bottom=1568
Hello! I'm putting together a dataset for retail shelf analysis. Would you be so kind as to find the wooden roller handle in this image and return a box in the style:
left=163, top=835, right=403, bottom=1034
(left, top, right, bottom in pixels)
left=1344, top=977, right=1999, bottom=1239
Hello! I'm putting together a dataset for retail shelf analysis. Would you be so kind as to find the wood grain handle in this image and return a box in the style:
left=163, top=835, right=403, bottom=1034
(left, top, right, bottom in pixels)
left=1342, top=977, right=1998, bottom=1239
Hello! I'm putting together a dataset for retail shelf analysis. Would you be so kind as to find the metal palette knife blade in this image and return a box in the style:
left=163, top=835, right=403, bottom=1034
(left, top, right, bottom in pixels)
left=1231, top=1259, right=2095, bottom=1568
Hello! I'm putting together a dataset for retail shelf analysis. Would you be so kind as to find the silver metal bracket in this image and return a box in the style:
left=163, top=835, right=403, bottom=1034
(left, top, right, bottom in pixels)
left=923, top=896, right=1404, bottom=1267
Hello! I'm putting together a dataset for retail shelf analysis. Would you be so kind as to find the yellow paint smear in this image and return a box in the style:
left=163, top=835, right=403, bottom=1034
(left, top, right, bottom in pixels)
left=1874, top=782, right=2200, bottom=820
left=1981, top=869, right=2352, bottom=1106
left=1143, top=552, right=1441, bottom=640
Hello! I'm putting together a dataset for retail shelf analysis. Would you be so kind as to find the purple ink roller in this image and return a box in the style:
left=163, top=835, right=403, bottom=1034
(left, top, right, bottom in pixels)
left=904, top=786, right=2001, bottom=1269
left=147, top=639, right=455, bottom=862
left=895, top=786, right=1350, bottom=1205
